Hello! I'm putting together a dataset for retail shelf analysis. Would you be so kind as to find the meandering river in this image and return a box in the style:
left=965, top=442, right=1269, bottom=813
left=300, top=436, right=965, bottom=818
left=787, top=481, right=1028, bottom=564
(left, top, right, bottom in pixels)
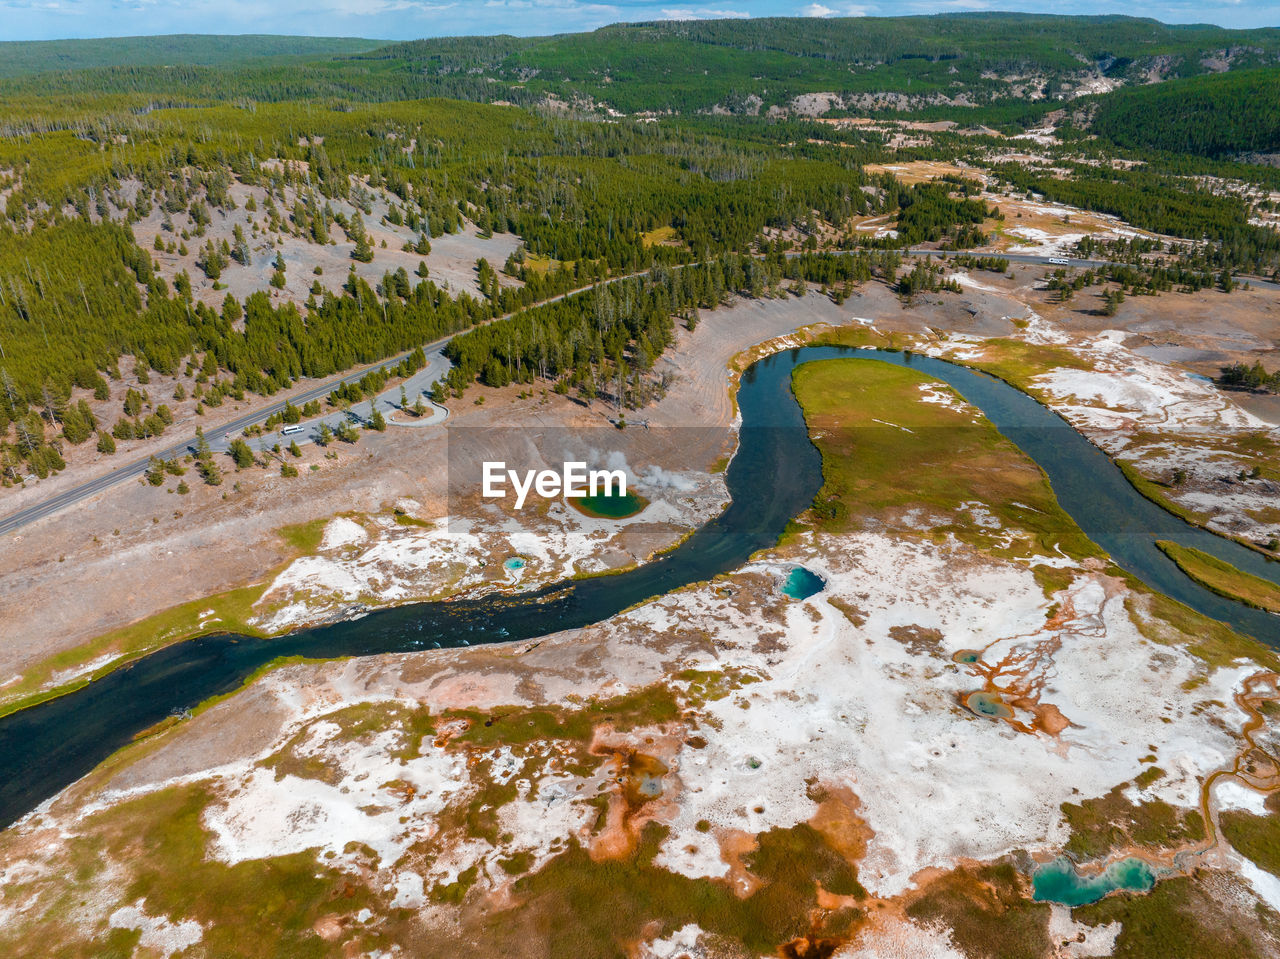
left=1, top=345, right=1276, bottom=828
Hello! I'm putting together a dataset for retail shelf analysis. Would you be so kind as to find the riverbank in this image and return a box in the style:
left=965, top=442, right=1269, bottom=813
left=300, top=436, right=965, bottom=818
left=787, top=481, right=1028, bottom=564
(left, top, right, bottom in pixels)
left=7, top=268, right=1280, bottom=721
left=4, top=351, right=1278, bottom=956
left=0, top=291, right=859, bottom=716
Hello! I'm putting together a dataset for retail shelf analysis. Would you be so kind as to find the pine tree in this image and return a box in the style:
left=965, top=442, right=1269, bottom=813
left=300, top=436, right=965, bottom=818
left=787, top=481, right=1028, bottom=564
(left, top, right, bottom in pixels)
left=194, top=426, right=222, bottom=485
left=231, top=224, right=251, bottom=265
left=229, top=438, right=255, bottom=468
left=350, top=213, right=374, bottom=263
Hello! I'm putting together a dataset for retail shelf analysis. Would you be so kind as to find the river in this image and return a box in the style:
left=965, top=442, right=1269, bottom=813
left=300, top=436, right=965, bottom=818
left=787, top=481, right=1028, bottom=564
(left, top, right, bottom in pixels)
left=0, top=345, right=1276, bottom=828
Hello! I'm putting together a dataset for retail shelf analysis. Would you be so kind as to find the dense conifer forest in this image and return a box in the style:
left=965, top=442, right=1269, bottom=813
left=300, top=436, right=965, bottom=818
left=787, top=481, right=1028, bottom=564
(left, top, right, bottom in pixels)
left=1090, top=69, right=1280, bottom=160
left=0, top=14, right=1278, bottom=482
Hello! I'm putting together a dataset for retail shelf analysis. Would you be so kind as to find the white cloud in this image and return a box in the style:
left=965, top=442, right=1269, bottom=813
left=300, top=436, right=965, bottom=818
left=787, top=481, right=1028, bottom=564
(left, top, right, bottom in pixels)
left=800, top=1, right=867, bottom=15
left=659, top=6, right=748, bottom=17
left=908, top=0, right=994, bottom=9
left=482, top=0, right=618, bottom=10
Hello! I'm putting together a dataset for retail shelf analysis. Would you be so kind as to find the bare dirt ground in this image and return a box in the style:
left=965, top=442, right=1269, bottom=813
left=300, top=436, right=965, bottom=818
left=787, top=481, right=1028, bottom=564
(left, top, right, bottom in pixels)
left=129, top=177, right=523, bottom=310
left=957, top=262, right=1280, bottom=372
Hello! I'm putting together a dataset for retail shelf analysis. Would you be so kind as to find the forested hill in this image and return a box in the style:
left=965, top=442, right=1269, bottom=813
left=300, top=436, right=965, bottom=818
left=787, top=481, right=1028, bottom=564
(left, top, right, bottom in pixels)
left=3, top=15, right=1279, bottom=118
left=0, top=35, right=382, bottom=79
left=1090, top=68, right=1280, bottom=160
left=360, top=14, right=1280, bottom=114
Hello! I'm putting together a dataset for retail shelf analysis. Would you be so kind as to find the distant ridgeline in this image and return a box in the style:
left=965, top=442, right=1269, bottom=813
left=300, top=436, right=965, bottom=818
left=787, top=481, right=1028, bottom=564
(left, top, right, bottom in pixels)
left=0, top=35, right=383, bottom=80
left=0, top=15, right=1279, bottom=483
left=3, top=16, right=1279, bottom=118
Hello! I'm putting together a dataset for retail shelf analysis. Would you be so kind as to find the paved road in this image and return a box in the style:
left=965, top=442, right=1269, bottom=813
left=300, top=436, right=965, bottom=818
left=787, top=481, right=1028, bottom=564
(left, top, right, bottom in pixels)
left=0, top=248, right=1255, bottom=537
left=234, top=348, right=452, bottom=456
left=0, top=339, right=457, bottom=537
left=0, top=272, right=642, bottom=537
left=903, top=249, right=1106, bottom=269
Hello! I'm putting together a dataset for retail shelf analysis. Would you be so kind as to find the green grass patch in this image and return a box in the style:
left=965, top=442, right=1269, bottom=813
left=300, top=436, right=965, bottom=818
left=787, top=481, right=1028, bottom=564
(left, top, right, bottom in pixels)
left=0, top=581, right=270, bottom=721
left=1220, top=808, right=1280, bottom=877
left=791, top=358, right=1100, bottom=563
left=1116, top=461, right=1214, bottom=527
left=260, top=733, right=345, bottom=786
left=0, top=783, right=380, bottom=958
left=1074, top=875, right=1272, bottom=959
left=393, top=512, right=431, bottom=527
left=446, top=683, right=680, bottom=751
left=277, top=516, right=329, bottom=554
left=811, top=324, right=892, bottom=351
left=1156, top=541, right=1280, bottom=614
left=256, top=697, right=432, bottom=786
left=959, top=338, right=1090, bottom=391
left=1123, top=586, right=1280, bottom=672
left=492, top=821, right=865, bottom=959
left=905, top=861, right=1051, bottom=959
left=640, top=225, right=680, bottom=247
left=1059, top=785, right=1205, bottom=861
left=677, top=668, right=759, bottom=707
left=1132, top=766, right=1164, bottom=790
left=521, top=252, right=569, bottom=274
left=0, top=515, right=340, bottom=722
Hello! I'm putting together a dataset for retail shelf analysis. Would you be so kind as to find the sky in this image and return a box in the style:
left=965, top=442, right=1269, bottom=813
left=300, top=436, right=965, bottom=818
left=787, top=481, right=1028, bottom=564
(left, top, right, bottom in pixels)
left=0, top=0, right=1275, bottom=43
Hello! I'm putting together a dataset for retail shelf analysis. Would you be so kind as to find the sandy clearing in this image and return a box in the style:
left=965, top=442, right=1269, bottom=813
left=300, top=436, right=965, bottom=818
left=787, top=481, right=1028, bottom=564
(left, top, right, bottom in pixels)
left=108, top=902, right=204, bottom=956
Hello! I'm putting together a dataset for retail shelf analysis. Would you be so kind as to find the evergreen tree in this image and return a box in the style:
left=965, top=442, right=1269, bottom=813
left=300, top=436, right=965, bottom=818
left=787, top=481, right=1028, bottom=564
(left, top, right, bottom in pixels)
left=350, top=213, right=374, bottom=263
left=194, top=426, right=223, bottom=485
left=229, top=438, right=255, bottom=468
